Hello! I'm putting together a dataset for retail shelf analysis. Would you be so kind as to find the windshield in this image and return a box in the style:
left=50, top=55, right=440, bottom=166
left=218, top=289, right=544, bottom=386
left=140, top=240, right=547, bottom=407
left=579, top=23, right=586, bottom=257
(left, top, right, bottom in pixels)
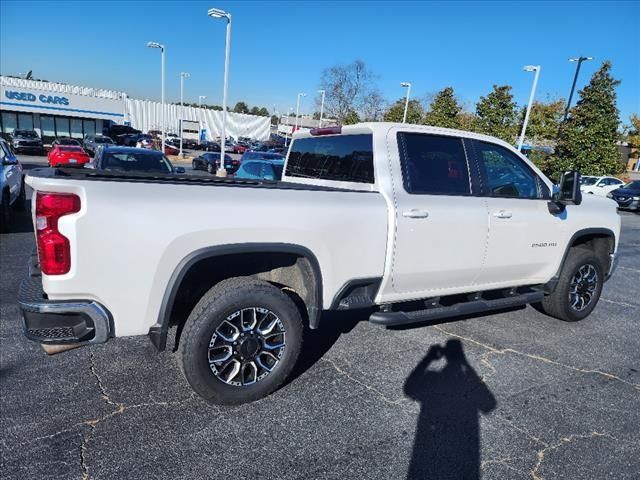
left=625, top=180, right=640, bottom=191
left=581, top=177, right=598, bottom=185
left=102, top=151, right=172, bottom=173
left=15, top=130, right=37, bottom=138
left=59, top=146, right=83, bottom=152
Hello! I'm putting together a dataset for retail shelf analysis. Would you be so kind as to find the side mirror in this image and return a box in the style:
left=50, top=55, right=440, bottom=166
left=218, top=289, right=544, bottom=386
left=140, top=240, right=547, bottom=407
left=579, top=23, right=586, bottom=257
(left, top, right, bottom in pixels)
left=174, top=166, right=186, bottom=174
left=549, top=170, right=582, bottom=214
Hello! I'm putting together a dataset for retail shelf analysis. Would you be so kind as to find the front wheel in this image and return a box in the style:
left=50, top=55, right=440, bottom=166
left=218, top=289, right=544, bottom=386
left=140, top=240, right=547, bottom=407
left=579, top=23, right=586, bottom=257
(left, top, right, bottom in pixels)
left=192, top=160, right=197, bottom=171
left=178, top=277, right=303, bottom=404
left=13, top=179, right=26, bottom=211
left=539, top=248, right=604, bottom=322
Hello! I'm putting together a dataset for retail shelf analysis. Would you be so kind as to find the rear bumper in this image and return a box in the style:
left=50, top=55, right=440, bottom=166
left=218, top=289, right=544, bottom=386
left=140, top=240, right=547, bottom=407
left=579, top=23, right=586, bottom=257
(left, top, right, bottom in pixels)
left=18, top=257, right=112, bottom=345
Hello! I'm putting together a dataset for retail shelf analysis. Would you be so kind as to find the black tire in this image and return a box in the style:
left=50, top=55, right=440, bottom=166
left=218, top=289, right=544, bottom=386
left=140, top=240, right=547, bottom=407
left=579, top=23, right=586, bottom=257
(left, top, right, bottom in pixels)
left=13, top=178, right=26, bottom=211
left=192, top=160, right=197, bottom=171
left=207, top=162, right=213, bottom=174
left=1, top=190, right=11, bottom=233
left=178, top=277, right=303, bottom=405
left=540, top=247, right=605, bottom=322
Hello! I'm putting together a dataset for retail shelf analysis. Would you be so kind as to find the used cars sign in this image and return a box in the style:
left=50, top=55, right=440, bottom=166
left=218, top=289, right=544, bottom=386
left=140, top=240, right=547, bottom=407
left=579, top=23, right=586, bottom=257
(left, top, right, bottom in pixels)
left=4, top=90, right=70, bottom=105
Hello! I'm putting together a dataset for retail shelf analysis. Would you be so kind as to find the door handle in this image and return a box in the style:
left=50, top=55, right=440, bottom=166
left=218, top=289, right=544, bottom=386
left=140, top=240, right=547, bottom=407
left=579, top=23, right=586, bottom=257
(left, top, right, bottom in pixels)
left=492, top=210, right=512, bottom=219
left=402, top=209, right=429, bottom=219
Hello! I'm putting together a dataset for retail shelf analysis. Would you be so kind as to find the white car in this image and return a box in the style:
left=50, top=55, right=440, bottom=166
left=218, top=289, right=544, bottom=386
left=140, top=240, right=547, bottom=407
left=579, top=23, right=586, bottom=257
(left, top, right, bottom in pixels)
left=20, top=123, right=621, bottom=404
left=580, top=175, right=624, bottom=196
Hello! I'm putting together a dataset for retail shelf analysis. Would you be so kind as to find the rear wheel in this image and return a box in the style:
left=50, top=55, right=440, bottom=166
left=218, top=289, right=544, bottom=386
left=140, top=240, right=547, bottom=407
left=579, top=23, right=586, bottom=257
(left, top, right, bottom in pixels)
left=540, top=248, right=604, bottom=322
left=207, top=162, right=214, bottom=174
left=192, top=160, right=197, bottom=171
left=178, top=277, right=303, bottom=404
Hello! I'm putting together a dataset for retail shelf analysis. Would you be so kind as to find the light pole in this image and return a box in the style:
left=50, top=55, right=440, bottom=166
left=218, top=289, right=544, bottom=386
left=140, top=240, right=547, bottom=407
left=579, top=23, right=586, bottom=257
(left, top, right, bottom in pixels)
left=517, top=65, right=541, bottom=152
left=294, top=92, right=306, bottom=133
left=318, top=89, right=325, bottom=127
left=208, top=7, right=232, bottom=177
left=400, top=82, right=412, bottom=123
left=199, top=95, right=207, bottom=106
left=147, top=42, right=165, bottom=152
left=564, top=56, right=592, bottom=121
left=179, top=72, right=190, bottom=158
left=284, top=107, right=293, bottom=147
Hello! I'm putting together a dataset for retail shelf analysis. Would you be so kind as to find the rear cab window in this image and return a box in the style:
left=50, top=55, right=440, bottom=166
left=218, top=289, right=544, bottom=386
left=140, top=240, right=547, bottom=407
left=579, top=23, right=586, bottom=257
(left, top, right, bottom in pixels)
left=284, top=133, right=375, bottom=188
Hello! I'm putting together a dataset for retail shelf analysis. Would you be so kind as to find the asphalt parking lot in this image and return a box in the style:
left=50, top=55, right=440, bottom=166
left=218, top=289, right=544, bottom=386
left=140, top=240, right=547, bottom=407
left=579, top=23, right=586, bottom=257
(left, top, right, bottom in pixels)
left=1, top=160, right=639, bottom=479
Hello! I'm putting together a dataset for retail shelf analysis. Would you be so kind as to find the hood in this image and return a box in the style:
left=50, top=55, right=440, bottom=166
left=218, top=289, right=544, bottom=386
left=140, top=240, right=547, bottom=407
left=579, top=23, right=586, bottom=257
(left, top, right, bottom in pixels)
left=611, top=187, right=640, bottom=196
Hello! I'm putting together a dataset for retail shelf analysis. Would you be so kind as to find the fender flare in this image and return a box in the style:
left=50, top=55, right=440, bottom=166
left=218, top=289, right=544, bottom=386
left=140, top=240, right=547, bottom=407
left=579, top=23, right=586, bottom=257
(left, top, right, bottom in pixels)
left=147, top=243, right=323, bottom=351
left=544, top=227, right=616, bottom=293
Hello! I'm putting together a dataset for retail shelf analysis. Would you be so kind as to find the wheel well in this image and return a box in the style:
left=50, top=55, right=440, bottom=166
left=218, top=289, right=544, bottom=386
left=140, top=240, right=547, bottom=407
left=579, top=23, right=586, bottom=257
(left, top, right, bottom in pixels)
left=165, top=250, right=320, bottom=351
left=570, top=233, right=614, bottom=264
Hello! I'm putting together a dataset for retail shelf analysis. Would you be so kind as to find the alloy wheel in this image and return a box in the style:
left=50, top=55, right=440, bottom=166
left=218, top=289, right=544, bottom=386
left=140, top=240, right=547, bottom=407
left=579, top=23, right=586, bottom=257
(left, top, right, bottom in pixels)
left=568, top=264, right=598, bottom=312
left=208, top=307, right=286, bottom=387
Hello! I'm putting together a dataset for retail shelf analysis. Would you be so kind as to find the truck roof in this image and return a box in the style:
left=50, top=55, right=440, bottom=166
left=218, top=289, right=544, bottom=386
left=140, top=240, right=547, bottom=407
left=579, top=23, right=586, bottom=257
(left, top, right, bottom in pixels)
left=291, top=122, right=519, bottom=152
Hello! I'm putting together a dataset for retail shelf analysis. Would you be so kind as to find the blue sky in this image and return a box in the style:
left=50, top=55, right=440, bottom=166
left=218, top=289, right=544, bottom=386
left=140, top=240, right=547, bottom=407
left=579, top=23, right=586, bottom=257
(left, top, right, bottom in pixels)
left=1, top=1, right=638, bottom=122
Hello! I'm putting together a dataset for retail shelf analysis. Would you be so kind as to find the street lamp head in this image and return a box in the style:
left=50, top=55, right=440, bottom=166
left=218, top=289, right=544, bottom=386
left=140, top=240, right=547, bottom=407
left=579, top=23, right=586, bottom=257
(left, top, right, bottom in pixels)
left=180, top=72, right=191, bottom=79
left=400, top=82, right=411, bottom=88
left=569, top=56, right=593, bottom=62
left=523, top=65, right=539, bottom=72
left=147, top=41, right=164, bottom=50
left=208, top=7, right=230, bottom=19
left=318, top=89, right=325, bottom=94
left=298, top=92, right=306, bottom=97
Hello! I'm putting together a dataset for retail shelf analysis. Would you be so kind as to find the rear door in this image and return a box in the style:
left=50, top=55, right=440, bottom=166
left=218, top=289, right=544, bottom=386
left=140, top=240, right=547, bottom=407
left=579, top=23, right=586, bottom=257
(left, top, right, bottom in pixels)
left=470, top=139, right=560, bottom=285
left=387, top=131, right=488, bottom=298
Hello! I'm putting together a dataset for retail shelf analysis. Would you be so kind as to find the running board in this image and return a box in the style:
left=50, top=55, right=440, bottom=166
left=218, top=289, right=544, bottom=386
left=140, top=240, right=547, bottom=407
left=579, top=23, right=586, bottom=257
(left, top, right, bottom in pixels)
left=369, top=291, right=544, bottom=327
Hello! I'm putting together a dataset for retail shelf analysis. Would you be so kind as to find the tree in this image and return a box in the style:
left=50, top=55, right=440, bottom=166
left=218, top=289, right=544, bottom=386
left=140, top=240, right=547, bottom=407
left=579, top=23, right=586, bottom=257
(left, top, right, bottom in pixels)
left=552, top=61, right=622, bottom=178
left=319, top=60, right=379, bottom=124
left=361, top=90, right=386, bottom=121
left=475, top=85, right=518, bottom=143
left=626, top=114, right=640, bottom=158
left=233, top=101, right=249, bottom=114
left=424, top=87, right=463, bottom=129
left=343, top=110, right=361, bottom=125
left=458, top=111, right=478, bottom=132
left=383, top=98, right=424, bottom=124
left=249, top=106, right=260, bottom=115
left=518, top=98, right=564, bottom=145
left=270, top=115, right=279, bottom=125
left=257, top=107, right=269, bottom=117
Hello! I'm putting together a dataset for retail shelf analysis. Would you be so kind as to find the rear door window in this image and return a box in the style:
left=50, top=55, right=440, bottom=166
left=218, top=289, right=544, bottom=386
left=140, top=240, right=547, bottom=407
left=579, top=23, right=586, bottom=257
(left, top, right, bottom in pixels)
left=397, top=132, right=471, bottom=195
left=286, top=134, right=374, bottom=184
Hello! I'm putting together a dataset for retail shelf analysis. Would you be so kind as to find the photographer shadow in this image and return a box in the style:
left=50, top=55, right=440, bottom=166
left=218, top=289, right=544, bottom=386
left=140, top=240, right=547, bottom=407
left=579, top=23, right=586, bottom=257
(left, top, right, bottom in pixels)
left=404, top=339, right=496, bottom=480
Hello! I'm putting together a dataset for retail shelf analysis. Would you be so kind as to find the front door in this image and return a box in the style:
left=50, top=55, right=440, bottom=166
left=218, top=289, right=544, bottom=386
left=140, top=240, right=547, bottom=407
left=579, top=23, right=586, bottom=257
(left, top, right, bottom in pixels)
left=387, top=131, right=489, bottom=301
left=471, top=140, right=562, bottom=286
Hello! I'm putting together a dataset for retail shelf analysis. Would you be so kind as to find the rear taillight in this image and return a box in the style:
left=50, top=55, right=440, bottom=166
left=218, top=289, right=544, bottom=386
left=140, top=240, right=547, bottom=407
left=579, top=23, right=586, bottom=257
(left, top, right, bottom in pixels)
left=35, top=192, right=81, bottom=275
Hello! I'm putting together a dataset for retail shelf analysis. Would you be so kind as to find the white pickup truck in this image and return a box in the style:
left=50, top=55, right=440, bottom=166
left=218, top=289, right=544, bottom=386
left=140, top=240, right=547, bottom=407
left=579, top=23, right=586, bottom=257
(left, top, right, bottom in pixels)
left=19, top=123, right=620, bottom=404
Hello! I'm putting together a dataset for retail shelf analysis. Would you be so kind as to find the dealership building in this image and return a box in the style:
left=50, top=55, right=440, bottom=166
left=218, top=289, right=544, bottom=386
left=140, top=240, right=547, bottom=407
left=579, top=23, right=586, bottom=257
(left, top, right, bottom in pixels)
left=0, top=75, right=270, bottom=144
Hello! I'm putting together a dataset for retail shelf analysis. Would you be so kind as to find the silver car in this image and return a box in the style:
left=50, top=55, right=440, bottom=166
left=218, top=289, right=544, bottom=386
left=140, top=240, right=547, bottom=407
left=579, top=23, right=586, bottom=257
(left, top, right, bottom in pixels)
left=0, top=138, right=25, bottom=232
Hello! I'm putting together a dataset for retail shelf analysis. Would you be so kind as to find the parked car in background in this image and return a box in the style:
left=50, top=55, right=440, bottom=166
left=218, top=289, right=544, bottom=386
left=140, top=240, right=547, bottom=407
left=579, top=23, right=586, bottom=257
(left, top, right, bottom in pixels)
left=0, top=137, right=25, bottom=232
left=250, top=143, right=270, bottom=152
left=83, top=135, right=115, bottom=156
left=240, top=151, right=285, bottom=163
left=107, top=125, right=141, bottom=144
left=47, top=145, right=90, bottom=167
left=267, top=146, right=287, bottom=155
left=608, top=180, right=640, bottom=212
left=183, top=139, right=198, bottom=150
left=234, top=158, right=284, bottom=181
left=164, top=143, right=180, bottom=156
left=233, top=143, right=248, bottom=154
left=10, top=129, right=44, bottom=154
left=201, top=141, right=221, bottom=152
left=135, top=135, right=154, bottom=149
left=580, top=175, right=624, bottom=196
left=51, top=137, right=82, bottom=147
left=89, top=146, right=185, bottom=174
left=192, top=152, right=238, bottom=174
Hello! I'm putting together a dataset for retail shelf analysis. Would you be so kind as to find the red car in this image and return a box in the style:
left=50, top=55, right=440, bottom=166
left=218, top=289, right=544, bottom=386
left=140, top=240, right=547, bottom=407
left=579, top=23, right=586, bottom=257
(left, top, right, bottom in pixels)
left=233, top=144, right=248, bottom=154
left=48, top=145, right=90, bottom=167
